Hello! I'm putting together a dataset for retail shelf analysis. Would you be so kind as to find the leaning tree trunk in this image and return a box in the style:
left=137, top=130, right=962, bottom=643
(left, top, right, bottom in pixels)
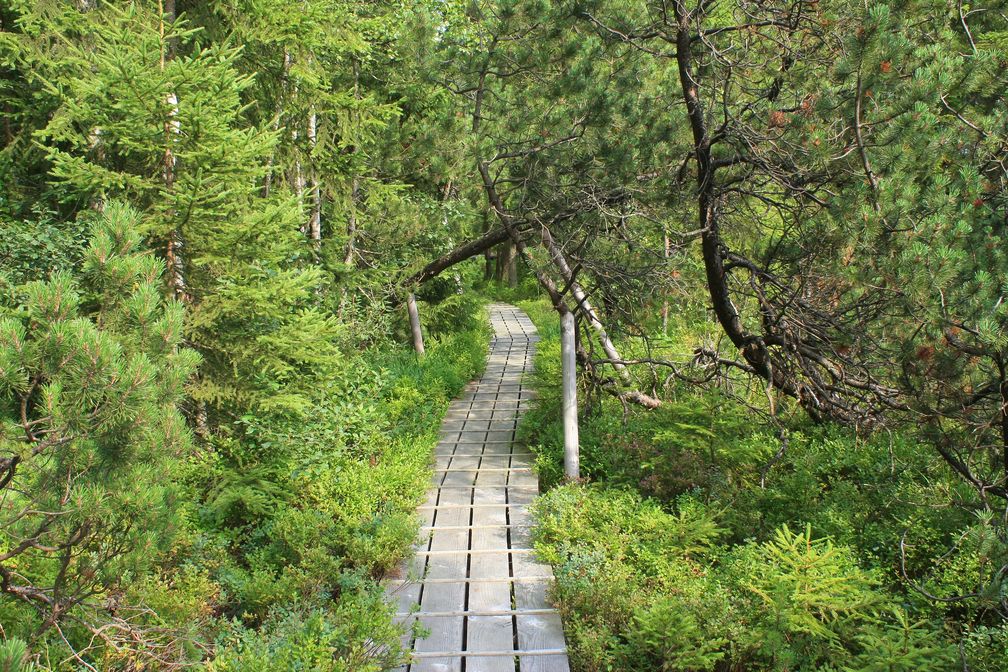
left=539, top=224, right=660, bottom=408
left=476, top=161, right=661, bottom=409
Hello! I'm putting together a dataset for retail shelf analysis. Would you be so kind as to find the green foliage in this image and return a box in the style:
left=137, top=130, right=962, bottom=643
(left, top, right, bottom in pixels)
left=520, top=300, right=978, bottom=671
left=731, top=524, right=881, bottom=664
left=208, top=583, right=404, bottom=672
left=184, top=300, right=488, bottom=651
left=533, top=485, right=958, bottom=672
left=0, top=202, right=200, bottom=662
left=621, top=602, right=725, bottom=672
left=0, top=206, right=88, bottom=289
left=961, top=623, right=1008, bottom=672
left=0, top=639, right=31, bottom=672
left=845, top=608, right=957, bottom=671
left=2, top=0, right=1007, bottom=667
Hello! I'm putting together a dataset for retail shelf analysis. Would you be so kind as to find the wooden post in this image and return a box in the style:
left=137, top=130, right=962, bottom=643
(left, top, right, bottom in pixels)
left=407, top=293, right=425, bottom=356
left=561, top=310, right=579, bottom=481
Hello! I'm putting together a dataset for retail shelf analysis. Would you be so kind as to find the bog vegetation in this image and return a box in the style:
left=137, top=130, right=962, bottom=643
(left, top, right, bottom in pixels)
left=0, top=0, right=1006, bottom=670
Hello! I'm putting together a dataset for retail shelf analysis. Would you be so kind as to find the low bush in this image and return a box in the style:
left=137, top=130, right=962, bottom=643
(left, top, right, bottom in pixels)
left=517, top=297, right=997, bottom=672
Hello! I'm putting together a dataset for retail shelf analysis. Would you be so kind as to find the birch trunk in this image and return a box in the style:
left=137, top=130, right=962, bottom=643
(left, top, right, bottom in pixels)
left=561, top=310, right=580, bottom=480
left=307, top=107, right=321, bottom=246
left=161, top=0, right=186, bottom=302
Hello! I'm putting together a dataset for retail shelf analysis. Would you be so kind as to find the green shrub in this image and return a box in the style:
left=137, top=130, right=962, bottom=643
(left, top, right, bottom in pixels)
left=961, top=623, right=1008, bottom=672
left=845, top=608, right=956, bottom=671
left=620, top=601, right=726, bottom=672
left=530, top=483, right=962, bottom=671
left=0, top=203, right=202, bottom=662
left=208, top=583, right=403, bottom=672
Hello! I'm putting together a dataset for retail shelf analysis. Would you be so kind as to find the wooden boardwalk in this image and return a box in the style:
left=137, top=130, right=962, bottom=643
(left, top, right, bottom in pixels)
left=387, top=303, right=569, bottom=672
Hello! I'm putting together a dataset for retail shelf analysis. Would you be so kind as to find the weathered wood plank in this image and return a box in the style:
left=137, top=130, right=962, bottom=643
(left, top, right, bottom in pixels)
left=410, top=615, right=463, bottom=672
left=466, top=616, right=515, bottom=672
left=516, top=613, right=569, bottom=672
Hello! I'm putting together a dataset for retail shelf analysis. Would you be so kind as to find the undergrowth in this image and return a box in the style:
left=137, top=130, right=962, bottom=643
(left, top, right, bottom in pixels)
left=516, top=298, right=1007, bottom=672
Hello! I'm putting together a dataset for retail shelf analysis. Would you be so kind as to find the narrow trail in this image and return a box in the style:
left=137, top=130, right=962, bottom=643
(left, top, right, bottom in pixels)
left=388, top=303, right=570, bottom=672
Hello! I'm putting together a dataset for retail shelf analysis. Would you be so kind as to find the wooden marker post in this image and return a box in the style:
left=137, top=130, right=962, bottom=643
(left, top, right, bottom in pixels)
left=560, top=309, right=579, bottom=480
left=406, top=293, right=425, bottom=356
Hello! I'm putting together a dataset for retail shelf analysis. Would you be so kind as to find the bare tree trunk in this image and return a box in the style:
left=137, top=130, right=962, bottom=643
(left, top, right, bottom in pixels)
left=493, top=240, right=516, bottom=284
left=494, top=241, right=506, bottom=282
left=539, top=224, right=659, bottom=407
left=407, top=293, right=425, bottom=356
left=662, top=224, right=670, bottom=333
left=482, top=213, right=496, bottom=281
left=406, top=226, right=514, bottom=287
left=160, top=0, right=186, bottom=303
left=484, top=250, right=496, bottom=281
left=307, top=107, right=321, bottom=246
left=561, top=309, right=580, bottom=481
left=506, top=240, right=518, bottom=287
left=476, top=162, right=660, bottom=409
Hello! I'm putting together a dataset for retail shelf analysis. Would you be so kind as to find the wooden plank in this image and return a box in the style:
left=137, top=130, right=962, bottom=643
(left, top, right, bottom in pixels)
left=425, top=508, right=468, bottom=580
left=410, top=615, right=463, bottom=672
left=479, top=455, right=511, bottom=469
left=437, top=487, right=474, bottom=505
left=517, top=613, right=569, bottom=672
left=510, top=553, right=554, bottom=579
left=466, top=616, right=515, bottom=672
left=468, top=516, right=511, bottom=611
left=514, top=580, right=550, bottom=611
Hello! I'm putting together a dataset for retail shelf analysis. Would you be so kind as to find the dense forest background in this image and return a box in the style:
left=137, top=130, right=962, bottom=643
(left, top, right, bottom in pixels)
left=1, top=0, right=1007, bottom=670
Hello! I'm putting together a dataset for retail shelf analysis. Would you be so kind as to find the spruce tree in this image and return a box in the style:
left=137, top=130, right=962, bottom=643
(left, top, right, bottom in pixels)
left=24, top=2, right=343, bottom=421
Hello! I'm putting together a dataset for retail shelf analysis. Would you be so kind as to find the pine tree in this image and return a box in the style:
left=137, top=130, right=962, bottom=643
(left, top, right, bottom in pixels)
left=0, top=202, right=200, bottom=662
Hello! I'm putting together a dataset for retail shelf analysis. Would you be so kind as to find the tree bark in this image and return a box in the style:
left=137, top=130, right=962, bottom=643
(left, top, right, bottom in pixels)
left=407, top=293, right=425, bottom=356
left=561, top=309, right=580, bottom=481
left=161, top=0, right=186, bottom=302
left=506, top=239, right=518, bottom=286
left=406, top=225, right=514, bottom=287
left=307, top=107, right=321, bottom=246
left=539, top=224, right=660, bottom=408
left=476, top=162, right=661, bottom=409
